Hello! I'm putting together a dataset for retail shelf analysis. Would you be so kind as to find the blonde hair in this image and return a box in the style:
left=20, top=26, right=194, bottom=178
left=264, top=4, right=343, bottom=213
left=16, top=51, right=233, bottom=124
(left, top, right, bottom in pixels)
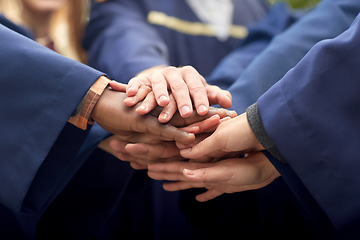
left=0, top=0, right=88, bottom=63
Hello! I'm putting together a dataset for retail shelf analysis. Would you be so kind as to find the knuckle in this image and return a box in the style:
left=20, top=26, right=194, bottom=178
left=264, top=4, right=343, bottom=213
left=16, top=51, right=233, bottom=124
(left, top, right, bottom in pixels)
left=189, top=85, right=206, bottom=94
left=170, top=82, right=187, bottom=92
left=182, top=65, right=196, bottom=72
left=162, top=66, right=178, bottom=75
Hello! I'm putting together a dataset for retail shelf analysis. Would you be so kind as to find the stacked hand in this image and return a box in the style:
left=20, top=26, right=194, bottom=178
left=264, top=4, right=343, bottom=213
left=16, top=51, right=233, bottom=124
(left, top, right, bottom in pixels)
left=97, top=66, right=280, bottom=202
left=148, top=152, right=280, bottom=202
left=111, top=66, right=232, bottom=122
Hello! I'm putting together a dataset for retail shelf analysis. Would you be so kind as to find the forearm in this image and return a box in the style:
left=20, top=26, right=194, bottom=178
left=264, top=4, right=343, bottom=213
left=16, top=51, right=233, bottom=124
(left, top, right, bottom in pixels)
left=248, top=14, right=360, bottom=236
left=0, top=24, right=104, bottom=213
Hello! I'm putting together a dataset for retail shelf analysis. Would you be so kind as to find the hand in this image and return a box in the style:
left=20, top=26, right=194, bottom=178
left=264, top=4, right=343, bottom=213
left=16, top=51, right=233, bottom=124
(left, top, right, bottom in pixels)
left=122, top=66, right=232, bottom=120
left=91, top=88, right=195, bottom=145
left=98, top=134, right=183, bottom=170
left=102, top=107, right=238, bottom=169
left=179, top=113, right=264, bottom=161
left=148, top=152, right=281, bottom=202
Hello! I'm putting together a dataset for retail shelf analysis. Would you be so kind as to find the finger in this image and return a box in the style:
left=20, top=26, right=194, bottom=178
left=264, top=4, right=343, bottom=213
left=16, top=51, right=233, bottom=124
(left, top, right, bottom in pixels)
left=158, top=94, right=177, bottom=123
left=109, top=81, right=127, bottom=92
left=115, top=151, right=141, bottom=162
left=109, top=139, right=129, bottom=153
left=195, top=189, right=224, bottom=202
left=124, top=85, right=152, bottom=107
left=97, top=137, right=117, bottom=156
left=136, top=91, right=158, bottom=115
left=125, top=142, right=181, bottom=159
left=219, top=117, right=232, bottom=123
left=148, top=70, right=170, bottom=106
left=183, top=164, right=233, bottom=183
left=127, top=75, right=150, bottom=97
left=176, top=133, right=210, bottom=150
left=206, top=85, right=232, bottom=108
left=121, top=133, right=168, bottom=144
left=181, top=114, right=220, bottom=134
left=147, top=171, right=188, bottom=181
left=162, top=181, right=206, bottom=192
left=148, top=161, right=213, bottom=173
left=162, top=67, right=193, bottom=118
left=179, top=133, right=219, bottom=159
left=182, top=66, right=209, bottom=115
left=168, top=107, right=236, bottom=127
left=133, top=114, right=195, bottom=145
left=216, top=90, right=232, bottom=109
left=130, top=161, right=148, bottom=170
left=148, top=161, right=187, bottom=173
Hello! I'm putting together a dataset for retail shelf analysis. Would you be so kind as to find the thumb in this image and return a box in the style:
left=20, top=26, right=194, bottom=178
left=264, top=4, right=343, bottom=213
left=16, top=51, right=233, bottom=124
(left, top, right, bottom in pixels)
left=179, top=134, right=218, bottom=159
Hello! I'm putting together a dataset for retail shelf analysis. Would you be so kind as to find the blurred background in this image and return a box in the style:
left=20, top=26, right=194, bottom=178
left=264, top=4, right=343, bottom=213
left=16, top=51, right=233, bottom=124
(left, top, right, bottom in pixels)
left=271, top=0, right=320, bottom=9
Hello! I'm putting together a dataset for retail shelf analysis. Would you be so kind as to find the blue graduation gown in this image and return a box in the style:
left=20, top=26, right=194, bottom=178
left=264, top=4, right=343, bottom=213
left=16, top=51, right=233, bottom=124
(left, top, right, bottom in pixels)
left=83, top=2, right=324, bottom=239
left=0, top=15, right=136, bottom=239
left=206, top=0, right=360, bottom=238
left=208, top=0, right=360, bottom=113
left=84, top=0, right=269, bottom=83
left=258, top=13, right=360, bottom=239
left=0, top=21, right=106, bottom=238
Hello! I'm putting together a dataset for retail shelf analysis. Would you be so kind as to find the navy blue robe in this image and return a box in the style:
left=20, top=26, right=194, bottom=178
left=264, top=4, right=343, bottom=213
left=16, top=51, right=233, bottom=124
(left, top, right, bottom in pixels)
left=208, top=0, right=360, bottom=113
left=0, top=20, right=106, bottom=239
left=84, top=0, right=269, bottom=83
left=257, top=12, right=360, bottom=238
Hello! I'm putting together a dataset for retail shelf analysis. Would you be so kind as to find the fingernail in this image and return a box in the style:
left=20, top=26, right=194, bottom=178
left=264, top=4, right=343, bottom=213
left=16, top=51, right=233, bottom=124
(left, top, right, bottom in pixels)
left=181, top=105, right=191, bottom=116
left=136, top=105, right=147, bottom=111
left=198, top=105, right=207, bottom=114
left=184, top=126, right=199, bottom=133
left=209, top=114, right=219, bottom=120
left=158, top=95, right=168, bottom=104
left=159, top=112, right=169, bottom=121
left=183, top=169, right=195, bottom=176
left=180, top=148, right=191, bottom=155
left=126, top=97, right=135, bottom=102
left=126, top=87, right=134, bottom=93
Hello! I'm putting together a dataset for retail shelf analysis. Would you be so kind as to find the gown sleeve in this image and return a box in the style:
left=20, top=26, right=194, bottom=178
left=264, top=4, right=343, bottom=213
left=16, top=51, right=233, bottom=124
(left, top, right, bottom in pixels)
left=228, top=0, right=360, bottom=113
left=206, top=3, right=299, bottom=90
left=254, top=13, right=360, bottom=238
left=0, top=24, right=104, bottom=214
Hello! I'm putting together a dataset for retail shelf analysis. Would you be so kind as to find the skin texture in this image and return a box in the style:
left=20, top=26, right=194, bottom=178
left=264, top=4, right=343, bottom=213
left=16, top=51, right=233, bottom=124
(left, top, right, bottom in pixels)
left=113, top=66, right=232, bottom=121
left=91, top=88, right=195, bottom=145
left=99, top=105, right=237, bottom=168
left=147, top=152, right=280, bottom=202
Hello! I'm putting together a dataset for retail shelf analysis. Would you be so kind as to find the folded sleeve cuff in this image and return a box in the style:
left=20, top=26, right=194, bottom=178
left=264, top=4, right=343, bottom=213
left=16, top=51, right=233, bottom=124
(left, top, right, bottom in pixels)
left=246, top=102, right=287, bottom=163
left=68, top=76, right=111, bottom=130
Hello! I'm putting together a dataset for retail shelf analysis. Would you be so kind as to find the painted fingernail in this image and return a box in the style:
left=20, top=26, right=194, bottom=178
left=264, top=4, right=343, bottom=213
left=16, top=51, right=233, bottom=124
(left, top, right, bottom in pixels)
left=181, top=105, right=191, bottom=116
left=198, top=105, right=207, bottom=114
